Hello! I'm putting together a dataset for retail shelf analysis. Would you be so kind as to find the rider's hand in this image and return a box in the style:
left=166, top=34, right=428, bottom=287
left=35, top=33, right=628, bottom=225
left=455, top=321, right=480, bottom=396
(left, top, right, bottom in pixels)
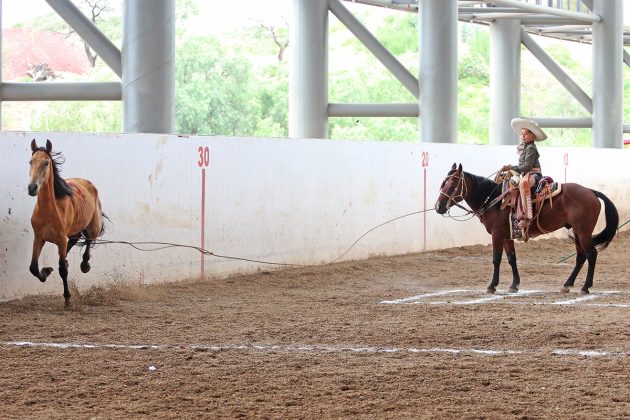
left=501, top=165, right=512, bottom=172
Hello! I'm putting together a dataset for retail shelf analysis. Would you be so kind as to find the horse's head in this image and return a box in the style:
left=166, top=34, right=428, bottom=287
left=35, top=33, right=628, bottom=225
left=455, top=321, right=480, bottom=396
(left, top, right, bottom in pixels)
left=28, top=139, right=53, bottom=196
left=435, top=163, right=466, bottom=215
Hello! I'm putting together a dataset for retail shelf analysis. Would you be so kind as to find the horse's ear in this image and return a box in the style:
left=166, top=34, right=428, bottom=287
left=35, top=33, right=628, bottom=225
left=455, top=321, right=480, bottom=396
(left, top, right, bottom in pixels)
left=458, top=163, right=463, bottom=173
left=30, top=139, right=38, bottom=152
left=451, top=163, right=457, bottom=171
left=45, top=140, right=52, bottom=153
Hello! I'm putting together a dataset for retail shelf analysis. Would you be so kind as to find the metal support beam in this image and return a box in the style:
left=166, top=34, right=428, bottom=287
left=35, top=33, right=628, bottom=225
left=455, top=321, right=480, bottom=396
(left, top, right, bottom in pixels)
left=289, top=0, right=328, bottom=139
left=342, top=0, right=417, bottom=12
left=122, top=0, right=175, bottom=134
left=0, top=82, right=121, bottom=101
left=592, top=0, right=623, bottom=148
left=328, top=103, right=419, bottom=117
left=45, top=0, right=122, bottom=77
left=0, top=1, right=3, bottom=128
left=460, top=15, right=588, bottom=25
left=521, top=30, right=593, bottom=113
left=490, top=19, right=521, bottom=145
left=420, top=0, right=458, bottom=143
left=530, top=117, right=592, bottom=127
left=624, top=49, right=630, bottom=68
left=329, top=0, right=419, bottom=99
left=489, top=0, right=601, bottom=22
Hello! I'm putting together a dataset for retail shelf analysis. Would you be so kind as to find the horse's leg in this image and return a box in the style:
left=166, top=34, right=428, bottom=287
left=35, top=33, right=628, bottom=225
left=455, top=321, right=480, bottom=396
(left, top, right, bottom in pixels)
left=82, top=217, right=102, bottom=273
left=504, top=239, right=520, bottom=293
left=55, top=237, right=71, bottom=307
left=561, top=240, right=586, bottom=293
left=29, top=236, right=53, bottom=282
left=580, top=237, right=598, bottom=295
left=486, top=233, right=504, bottom=294
left=80, top=237, right=92, bottom=273
left=66, top=234, right=80, bottom=253
left=570, top=232, right=597, bottom=295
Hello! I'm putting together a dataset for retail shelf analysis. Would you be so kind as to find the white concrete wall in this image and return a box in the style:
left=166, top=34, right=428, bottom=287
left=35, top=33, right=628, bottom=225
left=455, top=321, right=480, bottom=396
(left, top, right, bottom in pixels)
left=1, top=131, right=629, bottom=300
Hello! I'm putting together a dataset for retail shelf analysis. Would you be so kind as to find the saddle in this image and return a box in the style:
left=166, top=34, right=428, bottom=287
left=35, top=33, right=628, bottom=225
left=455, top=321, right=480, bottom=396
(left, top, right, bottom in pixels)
left=495, top=171, right=561, bottom=242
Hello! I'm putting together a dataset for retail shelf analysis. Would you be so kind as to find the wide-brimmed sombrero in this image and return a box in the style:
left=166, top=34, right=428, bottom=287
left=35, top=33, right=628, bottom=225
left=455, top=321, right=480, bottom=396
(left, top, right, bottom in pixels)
left=510, top=117, right=547, bottom=141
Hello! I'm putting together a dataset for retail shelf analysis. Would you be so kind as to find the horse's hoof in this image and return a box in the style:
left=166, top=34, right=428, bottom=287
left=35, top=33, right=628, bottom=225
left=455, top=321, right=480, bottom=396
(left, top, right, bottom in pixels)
left=80, top=261, right=91, bottom=273
left=486, top=288, right=496, bottom=294
left=560, top=287, right=571, bottom=293
left=40, top=267, right=53, bottom=282
left=508, top=287, right=518, bottom=294
left=580, top=289, right=590, bottom=295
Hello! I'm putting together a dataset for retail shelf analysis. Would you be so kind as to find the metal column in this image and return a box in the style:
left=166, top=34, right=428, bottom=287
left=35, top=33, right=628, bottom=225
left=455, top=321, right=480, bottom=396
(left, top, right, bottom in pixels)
left=591, top=0, right=623, bottom=148
left=419, top=0, right=457, bottom=143
left=289, top=0, right=328, bottom=139
left=122, top=0, right=175, bottom=133
left=0, top=1, right=3, bottom=129
left=490, top=19, right=521, bottom=145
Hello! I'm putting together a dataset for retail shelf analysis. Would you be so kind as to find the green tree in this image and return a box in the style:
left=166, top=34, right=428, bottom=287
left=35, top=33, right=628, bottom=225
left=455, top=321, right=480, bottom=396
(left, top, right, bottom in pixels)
left=376, top=14, right=417, bottom=55
left=175, top=36, right=258, bottom=135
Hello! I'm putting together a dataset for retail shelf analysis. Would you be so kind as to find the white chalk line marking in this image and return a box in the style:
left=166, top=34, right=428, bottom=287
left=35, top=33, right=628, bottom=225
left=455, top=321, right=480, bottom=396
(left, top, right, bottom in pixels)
left=452, top=289, right=543, bottom=305
left=4, top=340, right=630, bottom=358
left=551, top=291, right=618, bottom=305
left=380, top=289, right=471, bottom=304
left=383, top=289, right=630, bottom=306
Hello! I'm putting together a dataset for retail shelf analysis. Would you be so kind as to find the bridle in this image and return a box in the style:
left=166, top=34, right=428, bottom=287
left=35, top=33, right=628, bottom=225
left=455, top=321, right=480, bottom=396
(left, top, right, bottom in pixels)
left=438, top=172, right=469, bottom=214
left=438, top=171, right=503, bottom=220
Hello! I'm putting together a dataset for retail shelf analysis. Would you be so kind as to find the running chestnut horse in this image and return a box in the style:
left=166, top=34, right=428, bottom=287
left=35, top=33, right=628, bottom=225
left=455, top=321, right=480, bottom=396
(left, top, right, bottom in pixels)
left=435, top=163, right=618, bottom=295
left=28, top=139, right=105, bottom=307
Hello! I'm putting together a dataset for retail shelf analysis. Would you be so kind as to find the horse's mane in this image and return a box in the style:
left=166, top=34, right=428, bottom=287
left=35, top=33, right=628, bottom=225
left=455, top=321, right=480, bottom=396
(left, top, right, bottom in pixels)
left=463, top=171, right=502, bottom=207
left=33, top=147, right=74, bottom=199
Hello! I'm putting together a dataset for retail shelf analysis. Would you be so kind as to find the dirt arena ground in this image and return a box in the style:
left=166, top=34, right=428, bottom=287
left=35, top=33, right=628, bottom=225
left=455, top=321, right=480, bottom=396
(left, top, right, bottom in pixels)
left=2, top=229, right=630, bottom=419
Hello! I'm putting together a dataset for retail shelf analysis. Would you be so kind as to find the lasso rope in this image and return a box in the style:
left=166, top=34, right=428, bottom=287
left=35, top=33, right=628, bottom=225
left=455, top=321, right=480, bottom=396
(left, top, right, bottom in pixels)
left=93, top=209, right=435, bottom=267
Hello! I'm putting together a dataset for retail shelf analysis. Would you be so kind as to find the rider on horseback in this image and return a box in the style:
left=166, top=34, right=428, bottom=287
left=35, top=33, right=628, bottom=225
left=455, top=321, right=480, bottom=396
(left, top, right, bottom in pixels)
left=501, top=118, right=547, bottom=233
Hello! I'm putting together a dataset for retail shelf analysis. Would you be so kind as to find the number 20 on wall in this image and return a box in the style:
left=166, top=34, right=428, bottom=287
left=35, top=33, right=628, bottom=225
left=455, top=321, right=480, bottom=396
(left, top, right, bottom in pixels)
left=197, top=146, right=210, bottom=168
left=421, top=150, right=429, bottom=168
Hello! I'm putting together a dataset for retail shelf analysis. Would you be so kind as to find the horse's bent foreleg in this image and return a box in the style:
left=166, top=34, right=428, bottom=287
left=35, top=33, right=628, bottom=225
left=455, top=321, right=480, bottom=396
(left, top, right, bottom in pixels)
left=486, top=235, right=504, bottom=294
left=29, top=237, right=53, bottom=282
left=504, top=239, right=520, bottom=293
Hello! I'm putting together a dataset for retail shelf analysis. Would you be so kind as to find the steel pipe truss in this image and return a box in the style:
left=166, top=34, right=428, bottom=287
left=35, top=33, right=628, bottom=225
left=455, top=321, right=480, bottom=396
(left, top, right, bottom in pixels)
left=333, top=0, right=626, bottom=147
left=0, top=0, right=123, bottom=103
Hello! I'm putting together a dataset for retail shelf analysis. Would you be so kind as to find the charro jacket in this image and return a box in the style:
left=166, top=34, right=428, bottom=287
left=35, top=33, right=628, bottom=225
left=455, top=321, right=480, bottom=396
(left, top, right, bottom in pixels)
left=512, top=141, right=541, bottom=174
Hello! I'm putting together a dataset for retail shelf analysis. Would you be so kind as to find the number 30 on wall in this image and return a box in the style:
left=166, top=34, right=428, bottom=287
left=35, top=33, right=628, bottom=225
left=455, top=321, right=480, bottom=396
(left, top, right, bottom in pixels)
left=197, top=146, right=210, bottom=168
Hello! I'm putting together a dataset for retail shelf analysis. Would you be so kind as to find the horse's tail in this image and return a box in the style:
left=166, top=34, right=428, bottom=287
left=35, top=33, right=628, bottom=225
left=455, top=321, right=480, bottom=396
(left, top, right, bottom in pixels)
left=591, top=190, right=619, bottom=251
left=98, top=211, right=110, bottom=238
